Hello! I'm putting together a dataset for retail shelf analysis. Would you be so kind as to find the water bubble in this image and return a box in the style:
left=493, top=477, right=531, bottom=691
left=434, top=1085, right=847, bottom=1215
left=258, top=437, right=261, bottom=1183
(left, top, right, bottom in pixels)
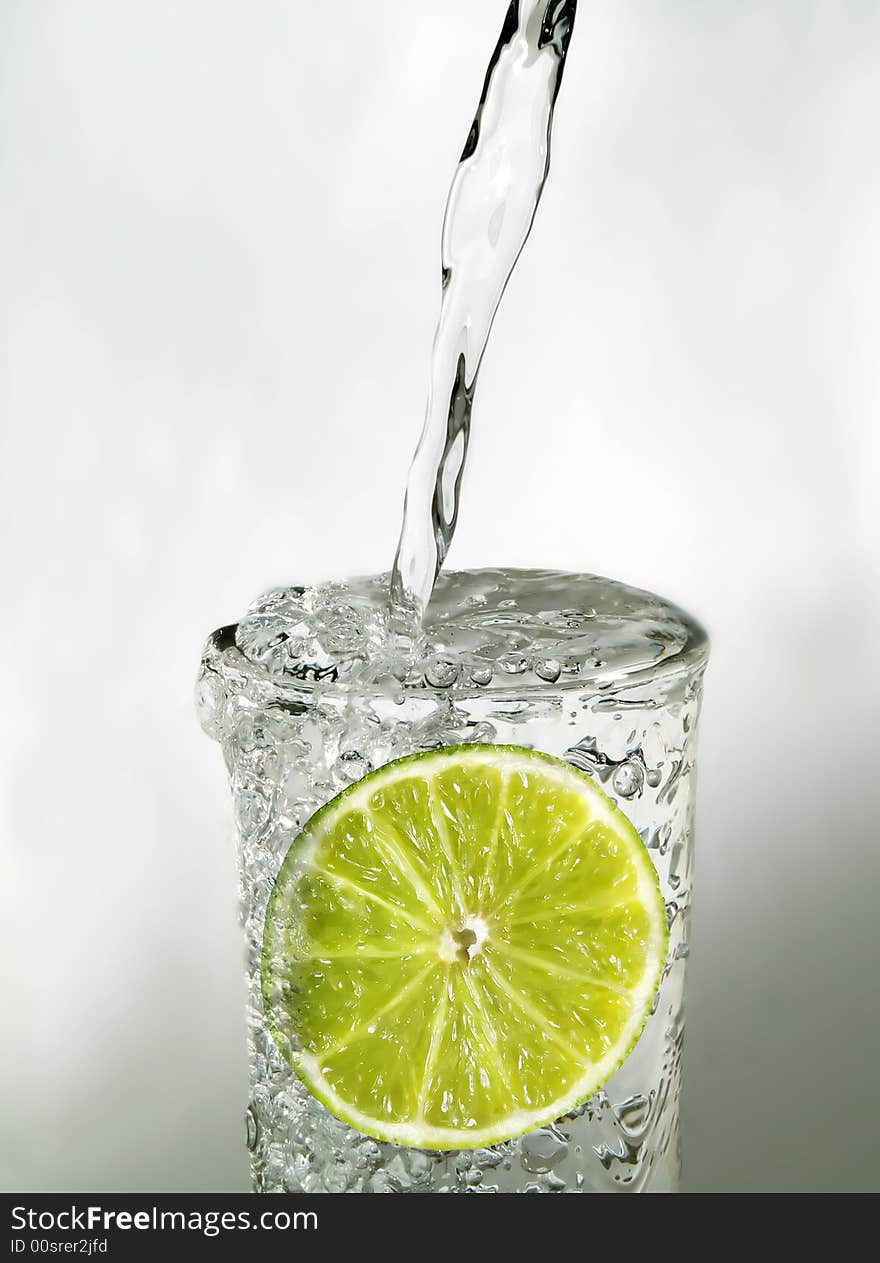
left=612, top=760, right=644, bottom=798
left=333, top=750, right=370, bottom=783
left=235, top=778, right=271, bottom=842
left=646, top=768, right=662, bottom=788
left=261, top=1142, right=288, bottom=1187
left=425, top=657, right=459, bottom=688
left=469, top=665, right=494, bottom=687
left=354, top=1139, right=382, bottom=1169
left=236, top=613, right=304, bottom=671
left=497, top=652, right=529, bottom=675
left=406, top=1151, right=433, bottom=1181
left=321, top=1165, right=351, bottom=1193
left=520, top=1130, right=568, bottom=1173
left=233, top=712, right=283, bottom=781
left=281, top=762, right=313, bottom=806
left=248, top=586, right=306, bottom=615
left=265, top=705, right=307, bottom=741
left=245, top=1105, right=259, bottom=1152
left=194, top=671, right=226, bottom=738
left=534, top=657, right=561, bottom=683
left=613, top=1094, right=652, bottom=1138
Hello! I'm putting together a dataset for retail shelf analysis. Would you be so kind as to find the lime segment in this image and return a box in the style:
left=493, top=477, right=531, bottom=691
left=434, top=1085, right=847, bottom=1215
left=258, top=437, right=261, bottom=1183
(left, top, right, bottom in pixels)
left=262, top=744, right=667, bottom=1150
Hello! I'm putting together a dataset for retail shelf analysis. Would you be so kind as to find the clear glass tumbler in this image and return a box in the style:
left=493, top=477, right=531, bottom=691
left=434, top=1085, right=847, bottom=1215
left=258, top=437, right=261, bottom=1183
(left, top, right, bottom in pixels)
left=196, top=569, right=708, bottom=1192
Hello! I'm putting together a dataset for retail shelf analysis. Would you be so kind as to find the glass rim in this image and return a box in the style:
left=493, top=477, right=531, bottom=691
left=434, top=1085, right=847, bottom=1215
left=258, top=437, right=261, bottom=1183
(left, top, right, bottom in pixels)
left=202, top=593, right=709, bottom=705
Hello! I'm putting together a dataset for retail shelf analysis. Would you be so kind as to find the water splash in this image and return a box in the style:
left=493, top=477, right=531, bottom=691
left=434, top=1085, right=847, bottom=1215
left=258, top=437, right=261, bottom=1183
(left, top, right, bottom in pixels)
left=390, top=1, right=578, bottom=624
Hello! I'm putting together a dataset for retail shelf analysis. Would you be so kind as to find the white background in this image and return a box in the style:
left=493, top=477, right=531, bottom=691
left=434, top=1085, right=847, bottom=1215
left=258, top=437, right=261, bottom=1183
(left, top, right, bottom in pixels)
left=2, top=1, right=878, bottom=1191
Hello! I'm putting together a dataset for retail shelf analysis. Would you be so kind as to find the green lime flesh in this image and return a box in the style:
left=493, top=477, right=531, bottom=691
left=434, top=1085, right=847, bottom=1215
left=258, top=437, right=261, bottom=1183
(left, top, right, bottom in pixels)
left=261, top=744, right=668, bottom=1150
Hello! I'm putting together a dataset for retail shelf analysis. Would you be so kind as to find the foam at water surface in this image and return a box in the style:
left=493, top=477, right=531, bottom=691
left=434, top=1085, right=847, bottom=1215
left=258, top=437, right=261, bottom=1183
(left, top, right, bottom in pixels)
left=228, top=568, right=707, bottom=693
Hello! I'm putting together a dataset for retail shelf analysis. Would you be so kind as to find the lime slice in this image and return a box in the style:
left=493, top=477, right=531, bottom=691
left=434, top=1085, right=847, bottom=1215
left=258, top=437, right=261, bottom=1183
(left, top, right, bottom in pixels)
left=261, top=744, right=667, bottom=1150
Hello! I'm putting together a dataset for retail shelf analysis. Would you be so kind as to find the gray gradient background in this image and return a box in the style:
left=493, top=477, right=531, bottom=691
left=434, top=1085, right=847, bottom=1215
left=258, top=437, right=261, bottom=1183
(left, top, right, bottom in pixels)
left=2, top=1, right=878, bottom=1192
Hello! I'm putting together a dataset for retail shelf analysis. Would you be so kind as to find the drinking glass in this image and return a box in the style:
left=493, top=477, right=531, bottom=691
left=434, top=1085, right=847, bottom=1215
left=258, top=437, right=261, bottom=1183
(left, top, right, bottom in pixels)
left=196, top=569, right=708, bottom=1193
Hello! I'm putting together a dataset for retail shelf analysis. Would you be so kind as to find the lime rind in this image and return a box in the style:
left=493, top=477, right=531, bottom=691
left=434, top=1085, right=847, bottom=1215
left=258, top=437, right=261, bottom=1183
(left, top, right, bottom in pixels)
left=262, top=744, right=668, bottom=1150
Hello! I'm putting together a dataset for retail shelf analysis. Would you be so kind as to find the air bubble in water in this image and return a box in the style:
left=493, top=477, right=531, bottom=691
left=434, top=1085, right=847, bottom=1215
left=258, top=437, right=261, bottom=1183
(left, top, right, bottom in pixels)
left=469, top=665, right=494, bottom=687
left=195, top=671, right=226, bottom=738
left=520, top=1130, right=568, bottom=1173
left=333, top=750, right=370, bottom=783
left=235, top=779, right=271, bottom=841
left=498, top=652, right=529, bottom=675
left=613, top=1094, right=652, bottom=1138
left=535, top=657, right=562, bottom=683
left=245, top=1105, right=259, bottom=1152
left=612, top=761, right=644, bottom=798
left=425, top=657, right=459, bottom=688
